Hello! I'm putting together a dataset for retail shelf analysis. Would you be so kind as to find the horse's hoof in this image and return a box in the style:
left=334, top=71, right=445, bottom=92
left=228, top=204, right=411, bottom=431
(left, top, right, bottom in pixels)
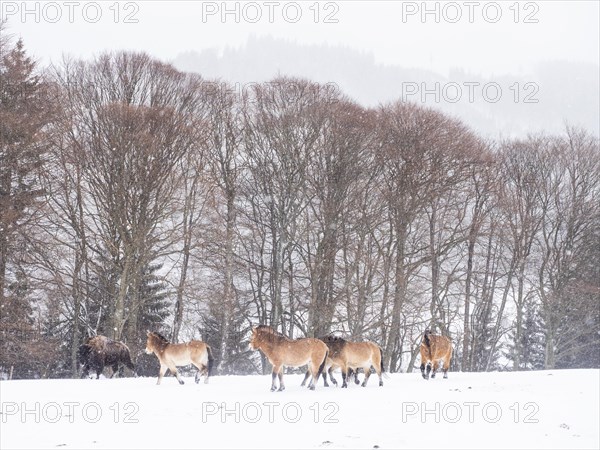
left=179, top=380, right=185, bottom=385
left=309, top=385, right=315, bottom=391
left=270, top=387, right=277, bottom=392
left=379, top=381, right=384, bottom=387
left=431, top=374, right=436, bottom=379
left=342, top=383, right=348, bottom=388
left=278, top=386, right=286, bottom=392
left=361, top=382, right=367, bottom=387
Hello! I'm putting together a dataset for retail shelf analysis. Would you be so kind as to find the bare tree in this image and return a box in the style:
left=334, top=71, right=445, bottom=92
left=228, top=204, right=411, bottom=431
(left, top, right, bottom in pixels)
left=491, top=138, right=547, bottom=370
left=56, top=52, right=204, bottom=347
left=375, top=101, right=480, bottom=371
left=240, top=78, right=329, bottom=335
left=536, top=128, right=600, bottom=368
left=304, top=100, right=375, bottom=337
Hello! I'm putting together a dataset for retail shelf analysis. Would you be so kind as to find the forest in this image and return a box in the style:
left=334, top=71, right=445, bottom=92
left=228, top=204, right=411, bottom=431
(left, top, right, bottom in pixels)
left=1, top=31, right=598, bottom=379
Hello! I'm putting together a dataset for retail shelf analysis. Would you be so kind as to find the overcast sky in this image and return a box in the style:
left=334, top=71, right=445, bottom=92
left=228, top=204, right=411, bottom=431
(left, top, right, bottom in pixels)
left=2, top=1, right=599, bottom=77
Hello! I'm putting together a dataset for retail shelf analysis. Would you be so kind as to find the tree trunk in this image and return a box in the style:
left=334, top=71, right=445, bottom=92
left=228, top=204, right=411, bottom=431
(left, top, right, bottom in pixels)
left=462, top=221, right=478, bottom=372
left=385, top=220, right=407, bottom=372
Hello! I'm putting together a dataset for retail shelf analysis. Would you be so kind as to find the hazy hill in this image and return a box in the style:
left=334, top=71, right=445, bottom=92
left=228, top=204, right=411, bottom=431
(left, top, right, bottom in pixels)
left=172, top=36, right=599, bottom=139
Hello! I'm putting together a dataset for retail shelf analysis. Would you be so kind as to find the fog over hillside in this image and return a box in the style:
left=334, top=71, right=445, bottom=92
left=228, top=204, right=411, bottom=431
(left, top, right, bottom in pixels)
left=173, top=36, right=600, bottom=139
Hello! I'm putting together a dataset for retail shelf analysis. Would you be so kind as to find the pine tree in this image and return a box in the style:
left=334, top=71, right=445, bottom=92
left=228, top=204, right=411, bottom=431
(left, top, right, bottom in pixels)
left=0, top=34, right=54, bottom=378
left=520, top=300, right=545, bottom=370
left=200, top=303, right=254, bottom=375
left=130, top=263, right=171, bottom=376
left=505, top=298, right=545, bottom=370
left=137, top=263, right=170, bottom=333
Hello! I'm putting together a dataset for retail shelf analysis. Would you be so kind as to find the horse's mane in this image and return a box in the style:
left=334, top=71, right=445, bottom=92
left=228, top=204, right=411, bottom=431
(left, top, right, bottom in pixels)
left=255, top=325, right=289, bottom=340
left=321, top=335, right=347, bottom=344
left=149, top=331, right=170, bottom=344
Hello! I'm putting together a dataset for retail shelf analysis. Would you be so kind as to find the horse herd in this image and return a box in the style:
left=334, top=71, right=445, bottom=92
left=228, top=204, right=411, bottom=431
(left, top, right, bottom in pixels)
left=78, top=326, right=453, bottom=390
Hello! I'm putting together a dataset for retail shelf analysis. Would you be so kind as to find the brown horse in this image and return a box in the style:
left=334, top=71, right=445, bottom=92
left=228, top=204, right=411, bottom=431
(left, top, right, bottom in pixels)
left=249, top=325, right=328, bottom=391
left=78, top=335, right=135, bottom=379
left=419, top=329, right=453, bottom=379
left=301, top=336, right=359, bottom=387
left=326, top=338, right=385, bottom=388
left=145, top=331, right=214, bottom=385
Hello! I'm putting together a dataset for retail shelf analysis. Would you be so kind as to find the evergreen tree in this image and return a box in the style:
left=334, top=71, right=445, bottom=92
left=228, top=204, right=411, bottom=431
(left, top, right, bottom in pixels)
left=130, top=262, right=171, bottom=376
left=505, top=298, right=545, bottom=370
left=200, top=303, right=254, bottom=375
left=0, top=35, right=54, bottom=378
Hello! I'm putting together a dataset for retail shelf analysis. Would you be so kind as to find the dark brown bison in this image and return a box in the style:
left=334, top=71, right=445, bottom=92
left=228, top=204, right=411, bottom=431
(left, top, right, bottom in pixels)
left=78, top=335, right=135, bottom=379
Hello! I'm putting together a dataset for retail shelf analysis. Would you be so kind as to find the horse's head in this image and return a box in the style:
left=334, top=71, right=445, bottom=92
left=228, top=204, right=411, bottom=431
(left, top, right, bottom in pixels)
left=145, top=331, right=155, bottom=354
left=146, top=331, right=169, bottom=354
left=249, top=327, right=260, bottom=350
left=250, top=325, right=275, bottom=349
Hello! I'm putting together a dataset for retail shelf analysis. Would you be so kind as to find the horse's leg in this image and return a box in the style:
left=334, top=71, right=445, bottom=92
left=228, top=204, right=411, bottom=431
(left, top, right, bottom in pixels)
left=443, top=352, right=451, bottom=379
left=420, top=363, right=428, bottom=379
left=426, top=362, right=432, bottom=379
left=110, top=363, right=119, bottom=378
left=191, top=361, right=203, bottom=384
left=431, top=360, right=440, bottom=379
left=204, top=364, right=210, bottom=384
left=96, top=364, right=103, bottom=380
left=374, top=351, right=384, bottom=387
left=308, top=363, right=319, bottom=391
left=270, top=365, right=281, bottom=391
left=170, top=365, right=184, bottom=385
left=157, top=364, right=168, bottom=385
left=327, top=367, right=336, bottom=387
left=341, top=364, right=349, bottom=388
left=346, top=368, right=353, bottom=384
left=361, top=366, right=372, bottom=387
left=301, top=370, right=310, bottom=387
left=377, top=365, right=384, bottom=387
left=271, top=365, right=285, bottom=392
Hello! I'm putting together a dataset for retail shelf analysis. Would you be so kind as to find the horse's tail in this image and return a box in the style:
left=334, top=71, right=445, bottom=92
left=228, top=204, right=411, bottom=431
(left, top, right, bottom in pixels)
left=423, top=329, right=432, bottom=348
left=206, top=344, right=214, bottom=377
left=317, top=349, right=329, bottom=378
left=379, top=346, right=385, bottom=373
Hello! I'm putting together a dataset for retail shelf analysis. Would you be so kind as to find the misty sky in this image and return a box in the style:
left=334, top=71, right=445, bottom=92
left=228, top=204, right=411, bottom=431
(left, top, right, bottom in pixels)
left=3, top=1, right=599, bottom=77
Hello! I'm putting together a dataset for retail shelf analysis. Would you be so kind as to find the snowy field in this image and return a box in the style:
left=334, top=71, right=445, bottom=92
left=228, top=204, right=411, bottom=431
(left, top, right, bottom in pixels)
left=1, top=369, right=598, bottom=450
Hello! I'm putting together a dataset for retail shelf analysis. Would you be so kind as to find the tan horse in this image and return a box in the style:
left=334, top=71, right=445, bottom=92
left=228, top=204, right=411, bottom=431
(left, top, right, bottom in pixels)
left=334, top=338, right=385, bottom=388
left=301, top=336, right=358, bottom=387
left=419, top=329, right=453, bottom=379
left=249, top=325, right=328, bottom=391
left=302, top=335, right=384, bottom=388
left=145, top=331, right=214, bottom=385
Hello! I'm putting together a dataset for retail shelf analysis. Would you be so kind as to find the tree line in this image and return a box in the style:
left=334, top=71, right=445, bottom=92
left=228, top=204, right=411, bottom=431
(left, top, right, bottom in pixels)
left=1, top=35, right=598, bottom=378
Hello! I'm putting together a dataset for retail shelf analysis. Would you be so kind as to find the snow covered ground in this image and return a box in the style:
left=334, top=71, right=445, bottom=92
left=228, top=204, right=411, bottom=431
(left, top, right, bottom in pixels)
left=1, top=369, right=598, bottom=450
